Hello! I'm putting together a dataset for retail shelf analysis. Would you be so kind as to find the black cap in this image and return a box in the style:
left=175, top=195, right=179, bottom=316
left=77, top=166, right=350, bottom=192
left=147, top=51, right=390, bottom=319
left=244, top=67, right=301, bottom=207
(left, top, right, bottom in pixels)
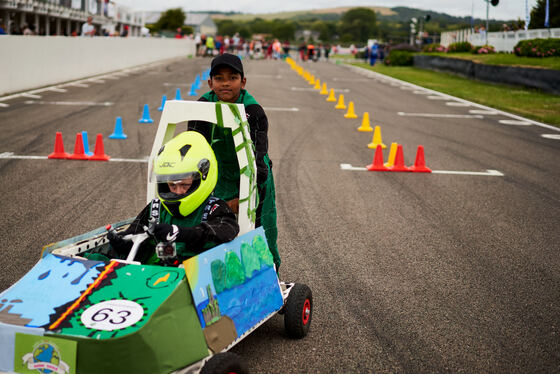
left=210, top=53, right=244, bottom=77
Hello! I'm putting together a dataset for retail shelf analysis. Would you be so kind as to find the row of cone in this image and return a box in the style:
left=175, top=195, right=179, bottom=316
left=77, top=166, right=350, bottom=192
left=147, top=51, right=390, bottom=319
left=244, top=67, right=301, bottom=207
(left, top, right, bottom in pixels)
left=287, top=57, right=432, bottom=174
left=48, top=132, right=110, bottom=161
left=367, top=144, right=431, bottom=173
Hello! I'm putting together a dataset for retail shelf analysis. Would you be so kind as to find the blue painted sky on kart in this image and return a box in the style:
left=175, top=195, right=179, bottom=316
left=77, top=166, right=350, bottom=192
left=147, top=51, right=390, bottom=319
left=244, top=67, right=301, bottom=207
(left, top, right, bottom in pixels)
left=117, top=0, right=537, bottom=21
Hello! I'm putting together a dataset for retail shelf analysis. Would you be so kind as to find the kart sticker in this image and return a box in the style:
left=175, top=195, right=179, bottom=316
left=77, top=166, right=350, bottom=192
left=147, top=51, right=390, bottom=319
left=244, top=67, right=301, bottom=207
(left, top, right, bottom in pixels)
left=14, top=333, right=76, bottom=374
left=80, top=300, right=144, bottom=331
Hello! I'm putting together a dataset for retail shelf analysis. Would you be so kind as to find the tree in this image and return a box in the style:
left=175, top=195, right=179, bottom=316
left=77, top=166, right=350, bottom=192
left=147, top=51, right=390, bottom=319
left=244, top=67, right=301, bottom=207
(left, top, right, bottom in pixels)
left=339, top=7, right=378, bottom=43
left=155, top=8, right=186, bottom=32
left=272, top=22, right=296, bottom=40
left=529, top=0, right=560, bottom=28
left=217, top=19, right=238, bottom=36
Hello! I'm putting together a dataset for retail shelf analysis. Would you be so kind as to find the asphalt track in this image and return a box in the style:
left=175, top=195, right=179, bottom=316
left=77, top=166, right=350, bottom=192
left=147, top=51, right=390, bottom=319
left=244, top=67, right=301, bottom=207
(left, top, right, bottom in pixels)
left=0, top=57, right=559, bottom=373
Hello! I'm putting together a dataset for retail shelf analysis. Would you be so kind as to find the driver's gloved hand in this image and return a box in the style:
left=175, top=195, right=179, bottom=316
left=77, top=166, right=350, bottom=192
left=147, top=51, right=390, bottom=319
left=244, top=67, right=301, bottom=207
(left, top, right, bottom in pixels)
left=153, top=224, right=181, bottom=242
left=107, top=230, right=130, bottom=254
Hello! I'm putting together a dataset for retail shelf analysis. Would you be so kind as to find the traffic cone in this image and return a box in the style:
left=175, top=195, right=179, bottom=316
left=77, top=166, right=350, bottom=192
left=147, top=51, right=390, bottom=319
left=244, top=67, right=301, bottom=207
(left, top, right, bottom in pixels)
left=175, top=88, right=182, bottom=100
left=366, top=145, right=388, bottom=171
left=384, top=142, right=398, bottom=167
left=89, top=134, right=110, bottom=161
left=309, top=75, right=315, bottom=85
left=409, top=145, right=432, bottom=172
left=388, top=145, right=411, bottom=172
left=188, top=83, right=198, bottom=96
left=314, top=79, right=321, bottom=90
left=357, top=112, right=373, bottom=132
left=194, top=74, right=202, bottom=89
left=367, top=126, right=386, bottom=149
left=319, top=82, right=328, bottom=95
left=157, top=95, right=167, bottom=111
left=48, top=132, right=70, bottom=159
left=326, top=88, right=336, bottom=102
left=138, top=104, right=153, bottom=124
left=81, top=131, right=94, bottom=156
left=335, top=94, right=346, bottom=109
left=68, top=133, right=89, bottom=160
left=109, top=116, right=127, bottom=139
left=344, top=101, right=358, bottom=118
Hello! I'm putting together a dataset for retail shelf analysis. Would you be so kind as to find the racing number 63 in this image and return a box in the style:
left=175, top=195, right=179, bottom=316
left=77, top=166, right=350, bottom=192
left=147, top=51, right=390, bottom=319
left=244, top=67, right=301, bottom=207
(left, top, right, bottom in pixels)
left=81, top=300, right=144, bottom=331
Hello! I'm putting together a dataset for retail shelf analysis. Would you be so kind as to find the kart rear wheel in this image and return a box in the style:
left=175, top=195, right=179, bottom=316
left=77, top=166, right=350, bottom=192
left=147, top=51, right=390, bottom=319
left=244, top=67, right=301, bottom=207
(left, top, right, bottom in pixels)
left=284, top=283, right=313, bottom=339
left=200, top=352, right=248, bottom=374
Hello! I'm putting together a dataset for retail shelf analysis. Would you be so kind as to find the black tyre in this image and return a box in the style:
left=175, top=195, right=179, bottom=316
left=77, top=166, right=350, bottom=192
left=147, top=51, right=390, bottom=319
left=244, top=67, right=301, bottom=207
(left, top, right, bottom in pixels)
left=284, top=283, right=313, bottom=339
left=200, top=352, right=248, bottom=374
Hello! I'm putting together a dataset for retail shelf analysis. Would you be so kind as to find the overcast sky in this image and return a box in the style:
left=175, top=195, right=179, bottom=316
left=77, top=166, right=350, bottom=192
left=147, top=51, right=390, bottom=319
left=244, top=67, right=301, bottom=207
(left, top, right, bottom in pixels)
left=114, top=0, right=538, bottom=21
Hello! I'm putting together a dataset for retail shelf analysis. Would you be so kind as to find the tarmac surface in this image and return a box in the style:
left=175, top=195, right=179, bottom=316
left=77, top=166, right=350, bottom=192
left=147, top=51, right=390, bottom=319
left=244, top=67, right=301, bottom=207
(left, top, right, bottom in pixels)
left=0, top=56, right=559, bottom=373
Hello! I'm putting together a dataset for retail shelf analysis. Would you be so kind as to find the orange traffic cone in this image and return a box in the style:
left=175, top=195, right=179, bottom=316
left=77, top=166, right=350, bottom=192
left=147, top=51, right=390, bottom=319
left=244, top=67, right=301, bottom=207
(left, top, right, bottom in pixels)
left=366, top=145, right=389, bottom=171
left=69, top=133, right=89, bottom=160
left=319, top=82, right=328, bottom=95
left=335, top=94, right=346, bottom=109
left=344, top=101, right=358, bottom=118
left=326, top=88, right=336, bottom=102
left=48, top=132, right=70, bottom=159
left=409, top=145, right=431, bottom=172
left=89, top=134, right=110, bottom=161
left=388, top=145, right=411, bottom=172
left=367, top=126, right=386, bottom=149
left=357, top=112, right=373, bottom=132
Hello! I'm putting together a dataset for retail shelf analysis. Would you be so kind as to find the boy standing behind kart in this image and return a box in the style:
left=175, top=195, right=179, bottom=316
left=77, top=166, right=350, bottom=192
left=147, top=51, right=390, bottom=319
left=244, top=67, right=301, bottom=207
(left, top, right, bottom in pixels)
left=188, top=53, right=281, bottom=271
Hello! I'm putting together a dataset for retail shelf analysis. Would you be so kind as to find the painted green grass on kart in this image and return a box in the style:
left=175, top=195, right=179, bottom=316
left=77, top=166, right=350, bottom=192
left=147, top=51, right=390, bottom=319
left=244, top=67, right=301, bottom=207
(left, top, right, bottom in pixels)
left=351, top=62, right=560, bottom=127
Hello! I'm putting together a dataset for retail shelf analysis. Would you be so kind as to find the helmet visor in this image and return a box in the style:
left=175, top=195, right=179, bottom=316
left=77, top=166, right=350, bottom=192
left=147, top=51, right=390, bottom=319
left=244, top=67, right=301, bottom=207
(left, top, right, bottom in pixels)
left=156, top=172, right=201, bottom=201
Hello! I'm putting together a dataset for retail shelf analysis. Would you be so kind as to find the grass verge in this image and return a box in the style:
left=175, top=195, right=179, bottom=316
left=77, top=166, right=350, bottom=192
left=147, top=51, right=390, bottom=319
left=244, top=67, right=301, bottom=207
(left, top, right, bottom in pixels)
left=421, top=52, right=560, bottom=70
left=349, top=62, right=560, bottom=127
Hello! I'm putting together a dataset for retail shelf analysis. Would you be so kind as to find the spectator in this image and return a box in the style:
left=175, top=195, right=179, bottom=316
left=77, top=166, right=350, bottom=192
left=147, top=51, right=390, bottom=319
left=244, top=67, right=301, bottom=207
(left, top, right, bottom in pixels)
left=23, top=24, right=35, bottom=36
left=324, top=44, right=331, bottom=60
left=175, top=27, right=182, bottom=39
left=120, top=25, right=129, bottom=37
left=81, top=16, right=95, bottom=37
left=0, top=23, right=6, bottom=35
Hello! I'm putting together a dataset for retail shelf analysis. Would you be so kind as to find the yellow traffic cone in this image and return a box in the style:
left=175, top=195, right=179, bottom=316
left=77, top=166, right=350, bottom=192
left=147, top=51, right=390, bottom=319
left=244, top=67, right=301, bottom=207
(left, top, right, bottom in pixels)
left=357, top=112, right=373, bottom=132
left=367, top=125, right=386, bottom=149
left=319, top=82, right=328, bottom=95
left=335, top=94, right=346, bottom=109
left=314, top=79, right=321, bottom=90
left=309, top=75, right=315, bottom=85
left=384, top=142, right=398, bottom=167
left=344, top=101, right=358, bottom=118
left=326, top=88, right=337, bottom=102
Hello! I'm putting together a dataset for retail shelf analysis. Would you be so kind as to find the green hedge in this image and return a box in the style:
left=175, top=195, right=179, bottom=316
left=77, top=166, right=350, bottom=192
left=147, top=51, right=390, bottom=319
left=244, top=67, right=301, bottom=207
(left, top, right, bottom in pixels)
left=514, top=38, right=560, bottom=57
left=447, top=41, right=473, bottom=53
left=384, top=50, right=414, bottom=66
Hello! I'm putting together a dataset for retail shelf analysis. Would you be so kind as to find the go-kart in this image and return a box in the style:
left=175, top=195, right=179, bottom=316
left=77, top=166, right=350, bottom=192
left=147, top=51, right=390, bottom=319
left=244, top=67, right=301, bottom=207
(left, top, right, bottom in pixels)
left=0, top=101, right=312, bottom=374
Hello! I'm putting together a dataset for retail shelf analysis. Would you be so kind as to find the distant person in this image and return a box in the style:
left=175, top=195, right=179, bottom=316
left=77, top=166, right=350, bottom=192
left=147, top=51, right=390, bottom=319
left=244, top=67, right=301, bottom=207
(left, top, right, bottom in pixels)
left=175, top=27, right=182, bottom=39
left=369, top=42, right=378, bottom=66
left=120, top=25, right=129, bottom=37
left=324, top=44, right=331, bottom=60
left=206, top=35, right=215, bottom=56
left=81, top=16, right=95, bottom=37
left=0, top=24, right=6, bottom=35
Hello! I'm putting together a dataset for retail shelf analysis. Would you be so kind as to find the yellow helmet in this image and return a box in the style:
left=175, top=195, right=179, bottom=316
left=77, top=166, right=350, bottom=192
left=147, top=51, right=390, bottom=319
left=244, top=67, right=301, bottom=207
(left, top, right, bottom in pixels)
left=153, top=131, right=218, bottom=217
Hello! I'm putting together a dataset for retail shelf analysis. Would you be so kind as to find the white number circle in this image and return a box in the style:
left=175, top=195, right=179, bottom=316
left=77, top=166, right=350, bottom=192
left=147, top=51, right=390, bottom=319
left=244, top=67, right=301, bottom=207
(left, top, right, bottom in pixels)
left=81, top=300, right=144, bottom=331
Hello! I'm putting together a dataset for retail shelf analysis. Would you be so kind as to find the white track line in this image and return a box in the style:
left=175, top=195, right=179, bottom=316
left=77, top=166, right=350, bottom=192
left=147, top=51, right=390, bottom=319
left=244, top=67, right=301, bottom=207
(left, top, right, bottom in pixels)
left=397, top=112, right=484, bottom=119
left=541, top=134, right=560, bottom=139
left=24, top=101, right=114, bottom=106
left=340, top=163, right=503, bottom=176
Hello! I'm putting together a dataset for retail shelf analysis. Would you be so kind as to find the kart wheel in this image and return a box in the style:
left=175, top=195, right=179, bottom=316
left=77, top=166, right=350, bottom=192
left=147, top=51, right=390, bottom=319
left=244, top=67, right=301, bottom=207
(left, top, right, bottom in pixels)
left=200, top=352, right=248, bottom=374
left=284, top=283, right=313, bottom=339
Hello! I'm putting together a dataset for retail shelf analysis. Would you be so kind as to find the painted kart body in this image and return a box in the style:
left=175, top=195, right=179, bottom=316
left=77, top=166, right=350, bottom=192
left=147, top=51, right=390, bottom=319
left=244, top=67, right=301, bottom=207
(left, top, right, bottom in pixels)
left=0, top=101, right=307, bottom=374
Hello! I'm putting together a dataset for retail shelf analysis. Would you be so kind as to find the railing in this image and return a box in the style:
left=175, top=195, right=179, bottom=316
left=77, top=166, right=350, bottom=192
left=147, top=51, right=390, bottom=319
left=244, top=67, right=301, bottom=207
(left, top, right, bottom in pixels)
left=441, top=27, right=560, bottom=52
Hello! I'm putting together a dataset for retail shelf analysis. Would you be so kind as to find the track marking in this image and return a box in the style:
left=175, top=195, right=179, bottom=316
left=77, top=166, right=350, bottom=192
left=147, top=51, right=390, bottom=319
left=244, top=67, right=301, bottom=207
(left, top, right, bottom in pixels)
left=340, top=163, right=503, bottom=176
left=446, top=102, right=471, bottom=107
left=263, top=107, right=299, bottom=112
left=47, top=87, right=67, bottom=93
left=499, top=119, right=531, bottom=126
left=541, top=134, right=560, bottom=139
left=397, top=112, right=483, bottom=119
left=0, top=103, right=9, bottom=108
left=413, top=90, right=430, bottom=94
left=469, top=109, right=498, bottom=115
left=24, top=100, right=114, bottom=106
left=67, top=83, right=89, bottom=88
left=427, top=96, right=448, bottom=100
left=0, top=153, right=148, bottom=163
left=21, top=93, right=42, bottom=99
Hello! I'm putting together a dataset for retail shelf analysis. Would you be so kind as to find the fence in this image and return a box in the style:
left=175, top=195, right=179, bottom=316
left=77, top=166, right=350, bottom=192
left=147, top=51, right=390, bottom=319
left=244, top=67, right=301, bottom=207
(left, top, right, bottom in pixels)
left=441, top=27, right=560, bottom=52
